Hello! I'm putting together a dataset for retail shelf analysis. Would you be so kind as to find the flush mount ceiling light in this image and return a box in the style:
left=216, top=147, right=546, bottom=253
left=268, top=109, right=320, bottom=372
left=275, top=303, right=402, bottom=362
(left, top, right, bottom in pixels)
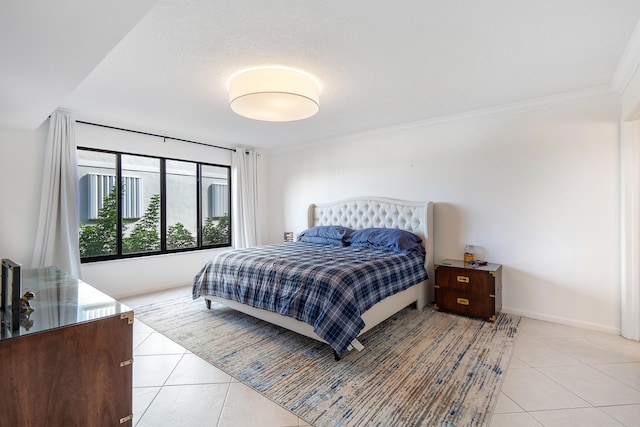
left=228, top=67, right=320, bottom=122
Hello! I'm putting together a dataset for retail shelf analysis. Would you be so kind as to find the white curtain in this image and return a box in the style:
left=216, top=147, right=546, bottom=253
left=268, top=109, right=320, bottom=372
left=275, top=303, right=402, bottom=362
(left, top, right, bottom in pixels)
left=32, top=111, right=82, bottom=278
left=621, top=120, right=640, bottom=341
left=231, top=148, right=260, bottom=248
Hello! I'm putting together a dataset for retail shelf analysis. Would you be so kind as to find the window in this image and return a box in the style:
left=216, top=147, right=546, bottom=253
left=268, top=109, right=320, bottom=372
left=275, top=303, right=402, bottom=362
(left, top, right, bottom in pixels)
left=121, top=154, right=160, bottom=255
left=202, top=165, right=231, bottom=246
left=77, top=148, right=231, bottom=262
left=166, top=160, right=197, bottom=250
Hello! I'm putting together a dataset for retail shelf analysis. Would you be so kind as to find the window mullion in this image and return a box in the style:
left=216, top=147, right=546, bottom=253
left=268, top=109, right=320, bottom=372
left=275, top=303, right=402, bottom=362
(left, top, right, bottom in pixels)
left=160, top=159, right=167, bottom=252
left=227, top=167, right=232, bottom=247
left=116, top=154, right=123, bottom=256
left=196, top=163, right=202, bottom=247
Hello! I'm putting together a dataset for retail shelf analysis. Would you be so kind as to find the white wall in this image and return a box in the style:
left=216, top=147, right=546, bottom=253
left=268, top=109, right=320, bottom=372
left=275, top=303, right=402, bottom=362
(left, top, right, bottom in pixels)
left=0, top=124, right=48, bottom=267
left=620, top=58, right=640, bottom=340
left=265, top=97, right=622, bottom=334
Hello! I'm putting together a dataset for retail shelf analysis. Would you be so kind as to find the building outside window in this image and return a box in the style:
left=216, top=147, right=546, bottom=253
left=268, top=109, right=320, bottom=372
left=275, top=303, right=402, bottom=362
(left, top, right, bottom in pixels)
left=77, top=148, right=231, bottom=261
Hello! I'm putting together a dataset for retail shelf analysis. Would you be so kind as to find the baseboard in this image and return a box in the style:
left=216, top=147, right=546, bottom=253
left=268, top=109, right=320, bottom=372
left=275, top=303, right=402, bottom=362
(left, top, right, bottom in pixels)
left=116, top=282, right=191, bottom=300
left=501, top=306, right=621, bottom=336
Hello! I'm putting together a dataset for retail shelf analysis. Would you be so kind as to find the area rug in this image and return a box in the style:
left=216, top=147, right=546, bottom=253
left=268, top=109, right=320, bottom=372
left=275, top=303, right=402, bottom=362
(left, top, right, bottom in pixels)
left=135, top=295, right=520, bottom=427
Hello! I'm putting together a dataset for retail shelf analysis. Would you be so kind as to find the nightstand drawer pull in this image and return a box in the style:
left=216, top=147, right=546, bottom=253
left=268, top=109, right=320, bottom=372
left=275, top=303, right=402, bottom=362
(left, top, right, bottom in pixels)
left=457, top=298, right=470, bottom=305
left=457, top=276, right=470, bottom=283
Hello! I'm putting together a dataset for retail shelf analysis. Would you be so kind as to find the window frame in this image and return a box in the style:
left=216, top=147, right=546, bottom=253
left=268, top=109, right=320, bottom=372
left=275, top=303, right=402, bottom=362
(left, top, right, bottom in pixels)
left=78, top=147, right=232, bottom=263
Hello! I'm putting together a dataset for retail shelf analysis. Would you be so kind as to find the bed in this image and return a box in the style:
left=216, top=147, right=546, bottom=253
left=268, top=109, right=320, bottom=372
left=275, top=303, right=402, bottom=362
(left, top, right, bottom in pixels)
left=192, top=197, right=434, bottom=359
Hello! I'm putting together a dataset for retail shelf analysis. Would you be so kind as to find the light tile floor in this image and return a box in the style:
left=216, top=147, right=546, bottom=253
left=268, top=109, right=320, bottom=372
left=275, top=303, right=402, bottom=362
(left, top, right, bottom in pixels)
left=123, top=287, right=311, bottom=427
left=131, top=324, right=308, bottom=427
left=491, top=318, right=640, bottom=427
left=123, top=287, right=640, bottom=427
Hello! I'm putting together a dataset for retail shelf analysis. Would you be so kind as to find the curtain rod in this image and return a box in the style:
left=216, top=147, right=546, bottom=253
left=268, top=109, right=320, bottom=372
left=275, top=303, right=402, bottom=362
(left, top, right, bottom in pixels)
left=76, top=120, right=236, bottom=152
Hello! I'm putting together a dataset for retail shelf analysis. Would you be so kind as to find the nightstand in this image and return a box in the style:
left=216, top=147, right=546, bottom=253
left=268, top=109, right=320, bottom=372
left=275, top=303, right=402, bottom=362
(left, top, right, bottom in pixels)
left=434, top=259, right=502, bottom=321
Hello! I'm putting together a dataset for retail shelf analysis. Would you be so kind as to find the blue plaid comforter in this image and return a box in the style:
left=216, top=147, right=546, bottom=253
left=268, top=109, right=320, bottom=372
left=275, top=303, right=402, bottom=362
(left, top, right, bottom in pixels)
left=192, top=242, right=428, bottom=357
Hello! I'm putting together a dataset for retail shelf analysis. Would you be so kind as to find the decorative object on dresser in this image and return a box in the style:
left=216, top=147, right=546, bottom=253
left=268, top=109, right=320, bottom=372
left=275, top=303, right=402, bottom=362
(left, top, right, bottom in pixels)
left=1, top=258, right=22, bottom=331
left=0, top=266, right=134, bottom=426
left=20, top=290, right=36, bottom=313
left=434, top=259, right=502, bottom=321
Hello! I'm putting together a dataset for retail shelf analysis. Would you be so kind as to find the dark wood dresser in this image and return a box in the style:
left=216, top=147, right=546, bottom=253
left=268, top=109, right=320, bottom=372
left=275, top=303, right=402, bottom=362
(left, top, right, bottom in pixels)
left=0, top=267, right=134, bottom=426
left=434, top=259, right=502, bottom=321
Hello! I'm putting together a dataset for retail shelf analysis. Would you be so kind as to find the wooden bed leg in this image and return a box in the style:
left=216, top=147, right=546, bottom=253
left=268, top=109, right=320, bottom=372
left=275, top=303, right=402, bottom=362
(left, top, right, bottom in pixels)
left=334, top=350, right=341, bottom=361
left=205, top=299, right=211, bottom=309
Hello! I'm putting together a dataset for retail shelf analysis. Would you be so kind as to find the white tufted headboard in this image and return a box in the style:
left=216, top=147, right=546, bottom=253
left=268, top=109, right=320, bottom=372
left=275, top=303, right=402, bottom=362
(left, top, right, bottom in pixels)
left=308, top=197, right=435, bottom=304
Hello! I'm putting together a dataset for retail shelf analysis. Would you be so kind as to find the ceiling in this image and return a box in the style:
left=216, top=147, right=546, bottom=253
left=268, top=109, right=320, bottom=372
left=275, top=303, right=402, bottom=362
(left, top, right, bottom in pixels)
left=3, top=1, right=640, bottom=150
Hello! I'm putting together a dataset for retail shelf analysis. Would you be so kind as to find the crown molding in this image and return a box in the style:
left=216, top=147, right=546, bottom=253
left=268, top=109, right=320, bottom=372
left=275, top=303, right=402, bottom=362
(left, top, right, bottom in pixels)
left=411, top=86, right=617, bottom=126
left=279, top=85, right=619, bottom=151
left=612, top=19, right=640, bottom=94
left=321, top=85, right=618, bottom=144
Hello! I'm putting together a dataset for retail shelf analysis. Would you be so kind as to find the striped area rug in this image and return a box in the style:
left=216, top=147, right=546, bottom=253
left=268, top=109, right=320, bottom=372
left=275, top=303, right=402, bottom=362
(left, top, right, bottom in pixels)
left=136, top=296, right=520, bottom=427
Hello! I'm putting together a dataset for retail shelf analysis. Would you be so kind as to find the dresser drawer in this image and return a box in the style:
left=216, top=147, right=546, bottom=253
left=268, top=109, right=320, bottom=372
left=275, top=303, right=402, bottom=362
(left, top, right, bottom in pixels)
left=435, top=266, right=495, bottom=295
left=435, top=289, right=495, bottom=319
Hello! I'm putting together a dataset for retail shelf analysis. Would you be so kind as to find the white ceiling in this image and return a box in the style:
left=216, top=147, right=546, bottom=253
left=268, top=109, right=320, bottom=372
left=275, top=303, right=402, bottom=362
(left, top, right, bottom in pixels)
left=3, top=0, right=640, bottom=150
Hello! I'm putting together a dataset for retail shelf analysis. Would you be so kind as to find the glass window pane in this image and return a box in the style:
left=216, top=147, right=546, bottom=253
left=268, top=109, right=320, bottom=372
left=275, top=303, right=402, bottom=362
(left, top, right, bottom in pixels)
left=202, top=165, right=230, bottom=246
left=166, top=160, right=197, bottom=250
left=122, top=155, right=161, bottom=254
left=77, top=150, right=118, bottom=257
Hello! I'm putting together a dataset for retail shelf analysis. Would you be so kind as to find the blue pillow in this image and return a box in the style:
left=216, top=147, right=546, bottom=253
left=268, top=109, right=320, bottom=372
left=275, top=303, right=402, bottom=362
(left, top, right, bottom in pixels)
left=346, top=228, right=424, bottom=254
left=297, top=235, right=345, bottom=246
left=298, top=225, right=354, bottom=240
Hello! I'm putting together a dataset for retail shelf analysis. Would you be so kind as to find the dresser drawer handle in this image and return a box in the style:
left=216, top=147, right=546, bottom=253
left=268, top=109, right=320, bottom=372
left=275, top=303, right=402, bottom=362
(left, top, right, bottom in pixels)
left=457, top=297, right=470, bottom=305
left=457, top=276, right=470, bottom=283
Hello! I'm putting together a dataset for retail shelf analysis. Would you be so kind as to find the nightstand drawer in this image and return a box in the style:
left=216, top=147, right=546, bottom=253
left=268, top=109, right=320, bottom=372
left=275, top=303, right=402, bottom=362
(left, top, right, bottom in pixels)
left=435, top=266, right=494, bottom=295
left=434, top=289, right=495, bottom=319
